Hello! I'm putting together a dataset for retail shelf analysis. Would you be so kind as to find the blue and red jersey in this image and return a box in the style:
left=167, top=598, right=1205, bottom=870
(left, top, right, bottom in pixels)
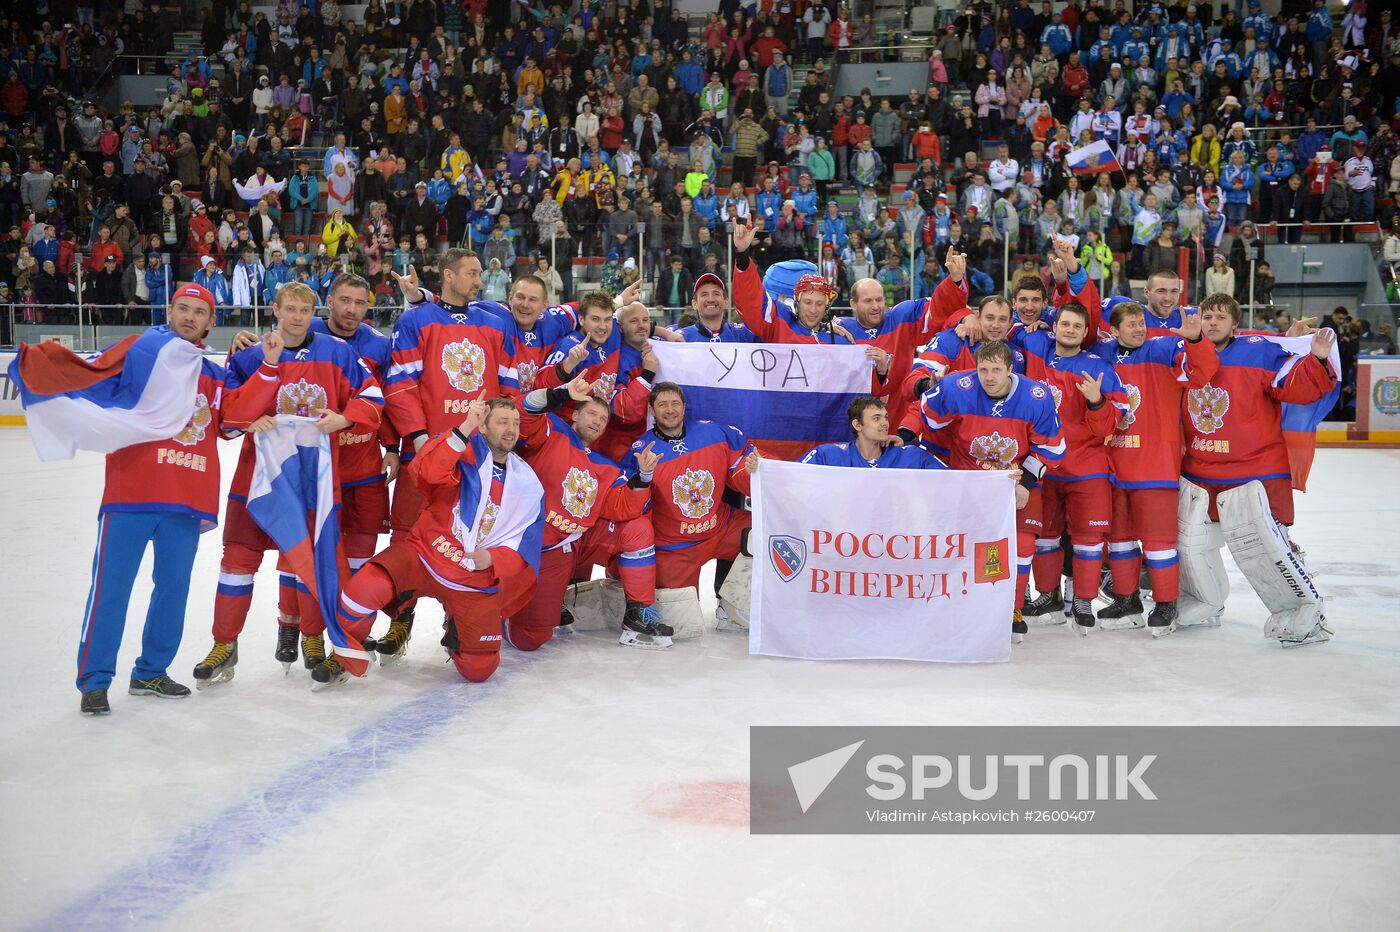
left=477, top=300, right=579, bottom=392
left=799, top=441, right=948, bottom=469
left=311, top=316, right=397, bottom=486
left=384, top=298, right=519, bottom=441
left=1089, top=334, right=1219, bottom=489
left=100, top=355, right=229, bottom=530
left=223, top=330, right=384, bottom=499
left=1180, top=335, right=1336, bottom=487
left=516, top=405, right=649, bottom=551
left=916, top=372, right=1066, bottom=473
left=622, top=419, right=756, bottom=549
left=680, top=320, right=760, bottom=343
left=538, top=328, right=654, bottom=457
left=731, top=259, right=854, bottom=345
left=832, top=294, right=949, bottom=418
left=1017, top=342, right=1130, bottom=482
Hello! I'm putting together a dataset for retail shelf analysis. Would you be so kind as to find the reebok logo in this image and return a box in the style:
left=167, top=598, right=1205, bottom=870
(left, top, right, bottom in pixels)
left=788, top=740, right=864, bottom=813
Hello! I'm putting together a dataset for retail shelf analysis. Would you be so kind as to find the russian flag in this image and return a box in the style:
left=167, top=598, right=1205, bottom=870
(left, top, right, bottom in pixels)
left=7, top=326, right=205, bottom=461
left=246, top=418, right=370, bottom=672
left=651, top=341, right=872, bottom=460
left=1261, top=333, right=1342, bottom=491
left=1065, top=139, right=1122, bottom=176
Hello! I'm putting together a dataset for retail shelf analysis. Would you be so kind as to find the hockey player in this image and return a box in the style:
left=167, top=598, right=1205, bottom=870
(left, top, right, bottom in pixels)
left=1177, top=293, right=1337, bottom=647
left=508, top=375, right=663, bottom=650
left=71, top=285, right=233, bottom=714
left=327, top=398, right=546, bottom=686
left=800, top=396, right=948, bottom=469
left=194, top=282, right=384, bottom=686
left=1090, top=299, right=1219, bottom=634
left=729, top=221, right=855, bottom=345
left=1138, top=267, right=1190, bottom=336
left=381, top=251, right=517, bottom=650
left=679, top=272, right=760, bottom=343
left=1016, top=301, right=1131, bottom=634
left=623, top=382, right=761, bottom=634
left=897, top=341, right=1065, bottom=643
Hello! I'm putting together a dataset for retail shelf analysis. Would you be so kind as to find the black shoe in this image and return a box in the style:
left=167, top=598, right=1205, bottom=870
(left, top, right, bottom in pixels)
left=310, top=656, right=348, bottom=689
left=128, top=674, right=192, bottom=698
left=1022, top=587, right=1062, bottom=617
left=1098, top=591, right=1145, bottom=620
left=1148, top=600, right=1179, bottom=638
left=375, top=614, right=414, bottom=656
left=80, top=689, right=110, bottom=715
left=301, top=633, right=325, bottom=669
left=275, top=624, right=298, bottom=669
left=193, top=641, right=237, bottom=687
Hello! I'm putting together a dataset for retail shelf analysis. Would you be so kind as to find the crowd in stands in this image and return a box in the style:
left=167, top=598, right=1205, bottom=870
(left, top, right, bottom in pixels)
left=0, top=0, right=1397, bottom=332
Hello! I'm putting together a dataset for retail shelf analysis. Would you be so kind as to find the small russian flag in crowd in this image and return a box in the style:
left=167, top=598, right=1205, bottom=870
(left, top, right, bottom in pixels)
left=1065, top=139, right=1122, bottom=176
left=247, top=418, right=368, bottom=667
left=6, top=326, right=205, bottom=461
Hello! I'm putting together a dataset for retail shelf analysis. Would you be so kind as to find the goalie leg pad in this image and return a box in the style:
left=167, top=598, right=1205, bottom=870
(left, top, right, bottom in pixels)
left=716, top=554, right=753, bottom=628
left=1218, top=481, right=1326, bottom=640
left=1176, top=479, right=1228, bottom=627
left=567, top=579, right=626, bottom=632
left=655, top=587, right=705, bottom=640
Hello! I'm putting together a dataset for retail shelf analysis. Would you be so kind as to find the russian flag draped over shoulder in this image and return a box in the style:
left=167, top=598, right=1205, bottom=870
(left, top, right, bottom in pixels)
left=7, top=326, right=205, bottom=462
left=1260, top=332, right=1342, bottom=491
left=1065, top=139, right=1122, bottom=176
left=246, top=418, right=366, bottom=668
left=650, top=341, right=873, bottom=460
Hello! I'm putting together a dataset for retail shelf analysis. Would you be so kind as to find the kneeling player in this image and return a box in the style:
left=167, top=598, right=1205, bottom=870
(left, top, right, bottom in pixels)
left=801, top=396, right=948, bottom=469
left=898, top=342, right=1065, bottom=643
left=509, top=376, right=664, bottom=650
left=623, top=382, right=761, bottom=637
left=1177, top=294, right=1337, bottom=647
left=328, top=399, right=545, bottom=686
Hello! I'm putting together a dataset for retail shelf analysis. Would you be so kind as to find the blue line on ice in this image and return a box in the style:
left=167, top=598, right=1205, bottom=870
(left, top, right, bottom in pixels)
left=28, top=653, right=539, bottom=931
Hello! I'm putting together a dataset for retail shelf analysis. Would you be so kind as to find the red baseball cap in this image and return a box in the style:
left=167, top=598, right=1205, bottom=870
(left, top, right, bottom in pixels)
left=172, top=282, right=217, bottom=316
left=693, top=271, right=726, bottom=299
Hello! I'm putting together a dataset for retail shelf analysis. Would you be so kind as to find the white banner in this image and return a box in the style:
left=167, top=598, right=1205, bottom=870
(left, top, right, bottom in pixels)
left=751, top=459, right=1016, bottom=663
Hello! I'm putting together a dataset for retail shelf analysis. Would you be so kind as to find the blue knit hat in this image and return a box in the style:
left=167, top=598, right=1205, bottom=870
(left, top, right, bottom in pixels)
left=763, top=259, right=819, bottom=300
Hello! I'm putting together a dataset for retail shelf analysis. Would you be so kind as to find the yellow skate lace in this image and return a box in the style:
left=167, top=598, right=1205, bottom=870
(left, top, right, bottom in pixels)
left=200, top=642, right=233, bottom=667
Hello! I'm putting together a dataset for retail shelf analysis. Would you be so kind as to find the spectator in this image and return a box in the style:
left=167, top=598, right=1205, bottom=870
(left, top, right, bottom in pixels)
left=1206, top=252, right=1236, bottom=297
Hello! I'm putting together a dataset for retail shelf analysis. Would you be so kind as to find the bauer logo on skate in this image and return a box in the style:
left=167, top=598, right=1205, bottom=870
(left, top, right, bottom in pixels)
left=752, top=461, right=1016, bottom=663
left=442, top=338, right=487, bottom=393
left=1186, top=384, right=1229, bottom=434
left=277, top=379, right=328, bottom=417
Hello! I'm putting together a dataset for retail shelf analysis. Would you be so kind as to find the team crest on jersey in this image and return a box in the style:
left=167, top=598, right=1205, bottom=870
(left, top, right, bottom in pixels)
left=1118, top=383, right=1142, bottom=430
left=969, top=432, right=1020, bottom=468
left=769, top=535, right=806, bottom=583
left=173, top=394, right=211, bottom=446
left=1187, top=384, right=1230, bottom=434
left=671, top=468, right=715, bottom=519
left=1047, top=383, right=1064, bottom=411
left=516, top=360, right=540, bottom=392
left=560, top=466, right=599, bottom=518
left=592, top=370, right=617, bottom=401
left=442, top=339, right=487, bottom=393
left=277, top=379, right=328, bottom=417
left=451, top=499, right=500, bottom=550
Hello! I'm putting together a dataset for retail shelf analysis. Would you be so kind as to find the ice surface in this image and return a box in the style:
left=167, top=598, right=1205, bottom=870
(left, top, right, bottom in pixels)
left=2, top=433, right=1398, bottom=931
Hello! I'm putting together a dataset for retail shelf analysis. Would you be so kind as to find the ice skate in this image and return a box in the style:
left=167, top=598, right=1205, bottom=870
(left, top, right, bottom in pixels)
left=275, top=624, right=298, bottom=673
left=1278, top=620, right=1333, bottom=648
left=192, top=641, right=238, bottom=689
left=441, top=615, right=459, bottom=658
left=1022, top=587, right=1066, bottom=625
left=80, top=689, right=110, bottom=715
left=1071, top=598, right=1095, bottom=637
left=556, top=607, right=575, bottom=634
left=714, top=602, right=749, bottom=633
left=1096, top=564, right=1115, bottom=605
left=1011, top=608, right=1027, bottom=645
left=1097, top=592, right=1145, bottom=630
left=300, top=633, right=325, bottom=670
left=375, top=614, right=413, bottom=667
left=1148, top=600, right=1178, bottom=638
left=619, top=602, right=673, bottom=650
left=310, top=656, right=349, bottom=690
left=128, top=674, right=191, bottom=699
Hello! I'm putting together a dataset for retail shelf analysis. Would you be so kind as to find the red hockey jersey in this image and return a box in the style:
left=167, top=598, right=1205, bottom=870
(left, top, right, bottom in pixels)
left=311, top=316, right=397, bottom=486
left=622, top=419, right=755, bottom=549
left=917, top=372, right=1066, bottom=472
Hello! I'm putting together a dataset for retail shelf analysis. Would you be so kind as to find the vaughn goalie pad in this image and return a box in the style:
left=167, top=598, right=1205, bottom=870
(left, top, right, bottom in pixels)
left=1177, top=479, right=1228, bottom=627
left=566, top=579, right=626, bottom=632
left=716, top=554, right=753, bottom=628
left=655, top=587, right=705, bottom=640
left=1218, top=481, right=1326, bottom=639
